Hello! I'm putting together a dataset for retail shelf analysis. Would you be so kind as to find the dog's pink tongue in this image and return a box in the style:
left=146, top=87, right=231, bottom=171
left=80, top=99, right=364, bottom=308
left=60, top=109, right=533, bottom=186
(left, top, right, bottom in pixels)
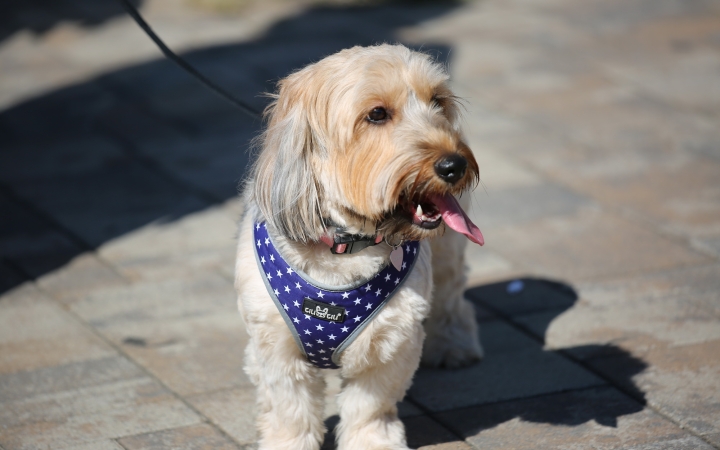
left=430, top=194, right=484, bottom=246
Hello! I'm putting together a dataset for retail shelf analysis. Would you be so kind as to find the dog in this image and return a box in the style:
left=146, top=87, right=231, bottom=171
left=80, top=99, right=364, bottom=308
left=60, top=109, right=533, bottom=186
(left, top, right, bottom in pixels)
left=235, top=44, right=484, bottom=450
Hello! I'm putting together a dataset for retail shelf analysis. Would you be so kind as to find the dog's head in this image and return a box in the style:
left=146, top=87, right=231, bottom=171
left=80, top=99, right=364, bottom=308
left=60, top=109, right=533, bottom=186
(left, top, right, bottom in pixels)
left=252, top=44, right=483, bottom=246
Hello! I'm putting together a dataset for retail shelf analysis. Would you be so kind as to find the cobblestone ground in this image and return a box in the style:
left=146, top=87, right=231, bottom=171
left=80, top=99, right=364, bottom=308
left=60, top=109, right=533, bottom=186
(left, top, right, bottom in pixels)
left=1, top=0, right=720, bottom=449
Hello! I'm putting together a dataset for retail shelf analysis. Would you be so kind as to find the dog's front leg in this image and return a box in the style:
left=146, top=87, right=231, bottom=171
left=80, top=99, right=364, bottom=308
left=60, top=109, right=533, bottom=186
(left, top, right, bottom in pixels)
left=422, top=197, right=484, bottom=368
left=334, top=327, right=425, bottom=450
left=245, top=334, right=326, bottom=450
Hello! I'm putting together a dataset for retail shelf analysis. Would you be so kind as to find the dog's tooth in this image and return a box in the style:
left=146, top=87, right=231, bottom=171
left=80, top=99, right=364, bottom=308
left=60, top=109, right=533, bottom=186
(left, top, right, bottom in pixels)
left=416, top=204, right=423, bottom=217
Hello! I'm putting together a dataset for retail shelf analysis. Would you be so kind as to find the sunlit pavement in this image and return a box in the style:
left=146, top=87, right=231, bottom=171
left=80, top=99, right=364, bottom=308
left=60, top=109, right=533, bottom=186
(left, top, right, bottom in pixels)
left=1, top=1, right=719, bottom=448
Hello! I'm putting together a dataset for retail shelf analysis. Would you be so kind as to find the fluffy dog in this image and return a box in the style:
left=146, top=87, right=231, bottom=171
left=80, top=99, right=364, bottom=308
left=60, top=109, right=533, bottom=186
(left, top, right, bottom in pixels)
left=235, top=44, right=484, bottom=450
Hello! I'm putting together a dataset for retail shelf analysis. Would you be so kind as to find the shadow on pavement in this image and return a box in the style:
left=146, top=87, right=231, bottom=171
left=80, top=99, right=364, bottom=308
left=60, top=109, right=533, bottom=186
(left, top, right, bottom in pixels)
left=320, top=278, right=648, bottom=448
left=0, top=2, right=458, bottom=295
left=0, top=0, right=143, bottom=43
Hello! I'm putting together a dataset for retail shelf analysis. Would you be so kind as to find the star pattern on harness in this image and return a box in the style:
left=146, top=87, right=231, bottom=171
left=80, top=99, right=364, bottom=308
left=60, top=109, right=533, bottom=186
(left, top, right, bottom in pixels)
left=254, top=222, right=419, bottom=369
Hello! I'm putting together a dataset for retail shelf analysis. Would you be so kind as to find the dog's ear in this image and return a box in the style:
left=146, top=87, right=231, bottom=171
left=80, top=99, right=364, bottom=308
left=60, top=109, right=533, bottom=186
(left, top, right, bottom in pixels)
left=252, top=70, right=325, bottom=243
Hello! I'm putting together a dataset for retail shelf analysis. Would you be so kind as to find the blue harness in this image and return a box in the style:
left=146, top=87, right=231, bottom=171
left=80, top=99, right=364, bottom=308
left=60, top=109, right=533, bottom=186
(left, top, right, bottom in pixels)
left=253, top=222, right=420, bottom=369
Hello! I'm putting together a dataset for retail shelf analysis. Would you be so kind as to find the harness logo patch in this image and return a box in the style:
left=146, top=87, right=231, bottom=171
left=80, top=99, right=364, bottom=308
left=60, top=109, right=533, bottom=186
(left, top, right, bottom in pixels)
left=303, top=298, right=346, bottom=323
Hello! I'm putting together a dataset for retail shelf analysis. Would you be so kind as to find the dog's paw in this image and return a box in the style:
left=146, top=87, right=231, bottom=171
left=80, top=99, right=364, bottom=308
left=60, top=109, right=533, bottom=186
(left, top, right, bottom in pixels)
left=421, top=324, right=484, bottom=369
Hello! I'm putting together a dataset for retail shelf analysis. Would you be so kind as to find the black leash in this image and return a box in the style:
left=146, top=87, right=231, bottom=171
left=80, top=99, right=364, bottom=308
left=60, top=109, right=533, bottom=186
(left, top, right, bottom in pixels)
left=118, top=0, right=261, bottom=119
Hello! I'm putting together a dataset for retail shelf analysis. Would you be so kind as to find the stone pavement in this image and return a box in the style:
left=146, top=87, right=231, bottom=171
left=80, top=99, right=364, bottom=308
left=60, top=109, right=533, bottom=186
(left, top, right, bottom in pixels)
left=1, top=0, right=719, bottom=448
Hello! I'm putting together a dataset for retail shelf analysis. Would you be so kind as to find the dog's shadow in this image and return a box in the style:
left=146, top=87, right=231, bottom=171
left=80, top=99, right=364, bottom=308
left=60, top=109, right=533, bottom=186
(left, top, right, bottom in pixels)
left=322, top=277, right=647, bottom=449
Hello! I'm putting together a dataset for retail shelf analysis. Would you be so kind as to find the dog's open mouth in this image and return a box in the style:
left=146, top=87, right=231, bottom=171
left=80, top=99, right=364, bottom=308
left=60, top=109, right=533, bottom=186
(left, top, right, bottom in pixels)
left=408, top=193, right=484, bottom=245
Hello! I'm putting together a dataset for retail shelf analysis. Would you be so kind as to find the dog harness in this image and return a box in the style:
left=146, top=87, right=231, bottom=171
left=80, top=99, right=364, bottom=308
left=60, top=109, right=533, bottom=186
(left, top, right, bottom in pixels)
left=253, top=222, right=420, bottom=369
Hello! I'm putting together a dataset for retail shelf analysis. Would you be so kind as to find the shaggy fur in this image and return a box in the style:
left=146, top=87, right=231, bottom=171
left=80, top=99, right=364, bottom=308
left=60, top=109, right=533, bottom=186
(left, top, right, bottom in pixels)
left=235, top=44, right=483, bottom=450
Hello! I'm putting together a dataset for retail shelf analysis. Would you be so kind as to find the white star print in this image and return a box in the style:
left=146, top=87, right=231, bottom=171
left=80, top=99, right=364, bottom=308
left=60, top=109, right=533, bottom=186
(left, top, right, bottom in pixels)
left=341, top=292, right=349, bottom=299
left=329, top=347, right=336, bottom=351
left=316, top=324, right=324, bottom=331
left=384, top=274, right=391, bottom=281
left=374, top=289, right=382, bottom=297
left=402, top=262, right=406, bottom=270
left=305, top=342, right=312, bottom=347
left=273, top=289, right=279, bottom=296
left=318, top=349, right=325, bottom=354
left=265, top=237, right=270, bottom=245
left=266, top=272, right=272, bottom=280
left=394, top=277, right=400, bottom=285
left=364, top=284, right=372, bottom=292
left=293, top=300, right=300, bottom=308
left=304, top=329, right=311, bottom=335
left=284, top=285, right=290, bottom=293
left=304, top=314, right=311, bottom=320
left=330, top=301, right=336, bottom=306
left=256, top=239, right=261, bottom=247
left=308, top=352, right=315, bottom=357
left=295, top=282, right=302, bottom=289
left=263, top=223, right=267, bottom=228
left=328, top=334, right=336, bottom=340
left=293, top=317, right=300, bottom=324
left=353, top=316, right=362, bottom=323
left=316, top=339, right=324, bottom=344
left=316, top=291, right=325, bottom=299
left=286, top=267, right=294, bottom=275
left=354, top=298, right=361, bottom=305
left=283, top=303, right=289, bottom=311
left=413, top=247, right=417, bottom=255
left=269, top=254, right=275, bottom=262
left=406, top=245, right=411, bottom=253
left=260, top=256, right=266, bottom=264
left=341, top=326, right=349, bottom=333
left=324, top=363, right=331, bottom=366
left=256, top=224, right=260, bottom=230
left=365, top=303, right=373, bottom=310
left=276, top=270, right=283, bottom=278
left=322, top=357, right=329, bottom=361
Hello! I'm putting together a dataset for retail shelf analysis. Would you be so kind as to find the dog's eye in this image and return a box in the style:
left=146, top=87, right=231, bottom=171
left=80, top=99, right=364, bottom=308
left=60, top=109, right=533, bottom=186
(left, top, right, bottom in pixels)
left=431, top=96, right=442, bottom=108
left=367, top=107, right=388, bottom=123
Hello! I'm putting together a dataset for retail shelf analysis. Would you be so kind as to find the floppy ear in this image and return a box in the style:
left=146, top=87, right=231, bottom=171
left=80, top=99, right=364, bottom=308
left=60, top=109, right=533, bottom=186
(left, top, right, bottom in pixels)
left=252, top=71, right=325, bottom=243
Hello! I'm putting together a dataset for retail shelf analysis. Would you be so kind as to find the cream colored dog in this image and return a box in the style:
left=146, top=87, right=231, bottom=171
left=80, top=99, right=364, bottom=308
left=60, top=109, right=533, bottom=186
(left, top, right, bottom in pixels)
left=235, top=44, right=484, bottom=450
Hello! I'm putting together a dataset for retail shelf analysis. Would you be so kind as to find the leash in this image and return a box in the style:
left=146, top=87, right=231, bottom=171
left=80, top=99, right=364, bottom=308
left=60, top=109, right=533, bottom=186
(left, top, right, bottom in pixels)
left=117, top=0, right=261, bottom=119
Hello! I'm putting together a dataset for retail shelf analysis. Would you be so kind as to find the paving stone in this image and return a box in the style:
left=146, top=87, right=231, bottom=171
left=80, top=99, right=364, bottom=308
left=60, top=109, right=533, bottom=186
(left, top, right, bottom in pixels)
left=0, top=135, right=128, bottom=183
left=9, top=162, right=210, bottom=248
left=487, top=208, right=711, bottom=281
left=0, top=191, right=84, bottom=280
left=36, top=253, right=128, bottom=304
left=97, top=204, right=238, bottom=282
left=114, top=313, right=250, bottom=396
left=466, top=277, right=579, bottom=317
left=0, top=284, right=116, bottom=374
left=404, top=415, right=462, bottom=450
left=408, top=321, right=604, bottom=412
left=70, top=270, right=236, bottom=328
left=62, top=440, right=126, bottom=450
left=563, top=156, right=720, bottom=240
left=0, top=260, right=26, bottom=295
left=0, top=376, right=201, bottom=450
left=0, top=356, right=143, bottom=403
left=437, top=386, right=711, bottom=450
left=471, top=182, right=595, bottom=230
left=118, top=423, right=241, bottom=450
left=187, top=387, right=258, bottom=445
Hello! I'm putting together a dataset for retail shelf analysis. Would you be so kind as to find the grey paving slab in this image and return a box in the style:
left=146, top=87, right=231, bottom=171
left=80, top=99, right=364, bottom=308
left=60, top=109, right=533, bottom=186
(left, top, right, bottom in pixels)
left=0, top=284, right=116, bottom=374
left=0, top=355, right=143, bottom=403
left=187, top=387, right=258, bottom=446
left=486, top=208, right=711, bottom=281
left=118, top=423, right=242, bottom=450
left=437, top=386, right=713, bottom=450
left=408, top=321, right=605, bottom=413
left=36, top=253, right=128, bottom=304
left=0, top=376, right=201, bottom=450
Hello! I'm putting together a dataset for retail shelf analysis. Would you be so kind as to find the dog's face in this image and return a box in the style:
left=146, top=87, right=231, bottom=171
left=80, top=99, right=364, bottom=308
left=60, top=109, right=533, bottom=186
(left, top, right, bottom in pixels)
left=253, top=45, right=482, bottom=245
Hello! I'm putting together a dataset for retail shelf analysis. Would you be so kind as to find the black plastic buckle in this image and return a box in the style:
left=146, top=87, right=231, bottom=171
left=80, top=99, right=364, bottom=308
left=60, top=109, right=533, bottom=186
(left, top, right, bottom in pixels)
left=331, top=234, right=379, bottom=254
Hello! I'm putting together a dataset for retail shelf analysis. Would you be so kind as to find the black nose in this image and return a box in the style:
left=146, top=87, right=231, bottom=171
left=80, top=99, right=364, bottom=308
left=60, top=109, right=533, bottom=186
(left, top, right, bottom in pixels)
left=434, top=154, right=467, bottom=184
